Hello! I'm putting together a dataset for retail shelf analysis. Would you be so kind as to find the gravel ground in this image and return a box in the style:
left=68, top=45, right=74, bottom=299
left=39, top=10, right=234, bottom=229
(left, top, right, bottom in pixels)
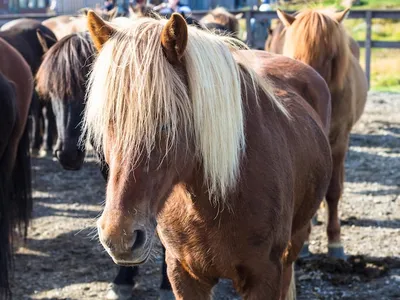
left=9, top=91, right=400, bottom=300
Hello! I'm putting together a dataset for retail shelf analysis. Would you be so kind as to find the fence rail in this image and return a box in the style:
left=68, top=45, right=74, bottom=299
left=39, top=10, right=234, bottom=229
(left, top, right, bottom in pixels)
left=0, top=9, right=399, bottom=85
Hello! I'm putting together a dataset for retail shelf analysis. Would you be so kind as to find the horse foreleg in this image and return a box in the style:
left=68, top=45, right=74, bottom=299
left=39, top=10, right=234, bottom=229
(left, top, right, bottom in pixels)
left=160, top=246, right=172, bottom=290
left=239, top=259, right=282, bottom=300
left=42, top=102, right=56, bottom=154
left=281, top=263, right=296, bottom=300
left=106, top=266, right=138, bottom=300
left=165, top=251, right=215, bottom=300
left=29, top=93, right=42, bottom=155
left=326, top=145, right=347, bottom=260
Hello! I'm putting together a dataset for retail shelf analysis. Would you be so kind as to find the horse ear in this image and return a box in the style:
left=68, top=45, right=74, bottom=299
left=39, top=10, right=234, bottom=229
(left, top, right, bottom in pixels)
left=235, top=13, right=243, bottom=20
left=87, top=10, right=116, bottom=52
left=128, top=4, right=135, bottom=16
left=36, top=29, right=49, bottom=53
left=277, top=9, right=295, bottom=27
left=161, top=13, right=188, bottom=65
left=109, top=6, right=119, bottom=20
left=333, top=8, right=350, bottom=23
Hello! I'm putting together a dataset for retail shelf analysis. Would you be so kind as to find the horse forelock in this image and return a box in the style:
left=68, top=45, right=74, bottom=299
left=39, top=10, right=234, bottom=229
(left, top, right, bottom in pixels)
left=283, top=9, right=350, bottom=89
left=36, top=32, right=95, bottom=101
left=84, top=17, right=283, bottom=204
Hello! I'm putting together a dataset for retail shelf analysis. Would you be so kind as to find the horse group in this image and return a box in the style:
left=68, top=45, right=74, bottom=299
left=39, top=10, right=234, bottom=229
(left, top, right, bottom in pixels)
left=0, top=5, right=368, bottom=300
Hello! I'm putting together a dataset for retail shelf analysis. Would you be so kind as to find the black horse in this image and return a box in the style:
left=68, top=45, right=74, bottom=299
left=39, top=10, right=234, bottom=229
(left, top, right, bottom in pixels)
left=0, top=38, right=33, bottom=299
left=0, top=19, right=58, bottom=156
left=36, top=31, right=172, bottom=300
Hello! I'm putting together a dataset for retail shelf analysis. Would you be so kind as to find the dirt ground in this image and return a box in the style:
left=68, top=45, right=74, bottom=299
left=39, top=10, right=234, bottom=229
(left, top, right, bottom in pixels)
left=10, top=91, right=400, bottom=300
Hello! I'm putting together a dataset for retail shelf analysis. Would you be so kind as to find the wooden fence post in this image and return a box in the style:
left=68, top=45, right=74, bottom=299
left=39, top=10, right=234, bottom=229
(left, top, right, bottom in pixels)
left=365, top=10, right=372, bottom=88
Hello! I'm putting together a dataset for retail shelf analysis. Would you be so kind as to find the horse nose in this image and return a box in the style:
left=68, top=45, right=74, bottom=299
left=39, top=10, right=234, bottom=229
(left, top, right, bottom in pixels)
left=54, top=147, right=84, bottom=170
left=97, top=216, right=147, bottom=262
left=99, top=228, right=146, bottom=254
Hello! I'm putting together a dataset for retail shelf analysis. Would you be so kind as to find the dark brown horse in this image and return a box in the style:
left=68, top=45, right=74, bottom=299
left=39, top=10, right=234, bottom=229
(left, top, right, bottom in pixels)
left=0, top=37, right=33, bottom=299
left=277, top=8, right=368, bottom=259
left=35, top=32, right=172, bottom=300
left=0, top=19, right=57, bottom=156
left=85, top=12, right=332, bottom=299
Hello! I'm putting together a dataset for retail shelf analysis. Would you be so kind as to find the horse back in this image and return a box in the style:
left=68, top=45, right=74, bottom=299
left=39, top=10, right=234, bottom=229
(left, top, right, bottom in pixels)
left=0, top=21, right=57, bottom=74
left=237, top=50, right=331, bottom=134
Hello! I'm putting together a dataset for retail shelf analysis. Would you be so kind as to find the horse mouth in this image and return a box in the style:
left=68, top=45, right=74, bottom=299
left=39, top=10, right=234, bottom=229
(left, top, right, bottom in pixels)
left=112, top=247, right=153, bottom=266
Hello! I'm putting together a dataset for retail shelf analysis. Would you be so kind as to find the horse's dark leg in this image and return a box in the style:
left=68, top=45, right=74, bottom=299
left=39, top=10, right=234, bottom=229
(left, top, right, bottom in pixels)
left=160, top=246, right=173, bottom=300
left=113, top=266, right=138, bottom=285
left=42, top=101, right=56, bottom=154
left=106, top=267, right=138, bottom=300
left=30, top=93, right=42, bottom=155
left=160, top=245, right=172, bottom=290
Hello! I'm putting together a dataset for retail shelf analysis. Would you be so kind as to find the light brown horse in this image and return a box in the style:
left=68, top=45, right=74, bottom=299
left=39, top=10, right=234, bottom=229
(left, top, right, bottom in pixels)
left=42, top=15, right=88, bottom=40
left=266, top=17, right=361, bottom=61
left=41, top=8, right=118, bottom=40
left=278, top=8, right=368, bottom=259
left=85, top=11, right=332, bottom=299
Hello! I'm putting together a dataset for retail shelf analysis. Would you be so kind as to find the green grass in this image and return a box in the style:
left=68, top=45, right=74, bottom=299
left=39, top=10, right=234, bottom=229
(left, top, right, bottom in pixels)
left=278, top=0, right=400, bottom=10
left=359, top=48, right=400, bottom=91
left=344, top=19, right=400, bottom=42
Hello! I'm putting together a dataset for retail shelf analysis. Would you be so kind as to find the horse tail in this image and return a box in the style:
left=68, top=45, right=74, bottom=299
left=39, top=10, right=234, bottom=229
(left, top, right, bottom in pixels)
left=0, top=121, right=31, bottom=299
left=286, top=263, right=296, bottom=300
left=11, top=120, right=33, bottom=237
left=0, top=156, right=12, bottom=299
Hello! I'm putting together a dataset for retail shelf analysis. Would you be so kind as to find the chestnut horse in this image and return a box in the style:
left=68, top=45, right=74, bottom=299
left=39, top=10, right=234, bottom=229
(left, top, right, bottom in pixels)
left=35, top=32, right=172, bottom=300
left=85, top=11, right=332, bottom=299
left=265, top=17, right=361, bottom=61
left=200, top=7, right=242, bottom=37
left=278, top=8, right=368, bottom=259
left=0, top=38, right=33, bottom=299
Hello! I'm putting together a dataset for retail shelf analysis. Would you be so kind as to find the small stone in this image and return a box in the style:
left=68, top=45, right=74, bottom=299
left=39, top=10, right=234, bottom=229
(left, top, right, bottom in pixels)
left=391, top=275, right=400, bottom=283
left=299, top=274, right=312, bottom=281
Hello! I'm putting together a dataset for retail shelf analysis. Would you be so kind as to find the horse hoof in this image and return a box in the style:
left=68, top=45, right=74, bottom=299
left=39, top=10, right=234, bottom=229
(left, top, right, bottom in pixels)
left=159, top=289, right=175, bottom=300
left=31, top=149, right=40, bottom=157
left=106, top=283, right=133, bottom=300
left=39, top=149, right=53, bottom=158
left=328, top=244, right=347, bottom=260
left=299, top=243, right=311, bottom=258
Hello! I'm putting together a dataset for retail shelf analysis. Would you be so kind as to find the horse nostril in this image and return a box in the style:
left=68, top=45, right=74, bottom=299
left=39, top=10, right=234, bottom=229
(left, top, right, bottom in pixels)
left=131, top=230, right=146, bottom=252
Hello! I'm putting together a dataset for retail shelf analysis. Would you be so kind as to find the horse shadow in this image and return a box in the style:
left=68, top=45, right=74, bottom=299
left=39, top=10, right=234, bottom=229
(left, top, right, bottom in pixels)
left=32, top=199, right=101, bottom=219
left=31, top=156, right=105, bottom=205
left=296, top=253, right=400, bottom=299
left=345, top=129, right=400, bottom=186
left=12, top=228, right=161, bottom=299
left=341, top=217, right=400, bottom=229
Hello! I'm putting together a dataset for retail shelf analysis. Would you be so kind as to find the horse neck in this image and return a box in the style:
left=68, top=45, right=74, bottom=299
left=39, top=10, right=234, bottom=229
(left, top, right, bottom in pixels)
left=176, top=173, right=237, bottom=220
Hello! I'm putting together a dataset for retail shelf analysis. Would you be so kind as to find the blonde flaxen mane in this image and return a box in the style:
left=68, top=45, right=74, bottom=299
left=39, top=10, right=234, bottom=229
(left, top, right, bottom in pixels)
left=84, top=17, right=283, bottom=202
